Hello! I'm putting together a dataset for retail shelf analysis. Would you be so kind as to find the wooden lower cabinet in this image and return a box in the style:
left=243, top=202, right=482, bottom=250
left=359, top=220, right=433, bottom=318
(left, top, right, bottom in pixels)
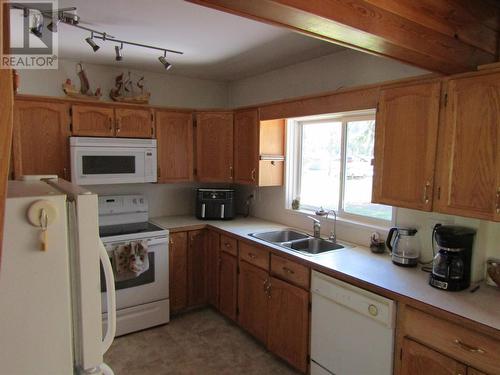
left=187, top=229, right=207, bottom=307
left=238, top=260, right=269, bottom=344
left=169, top=232, right=188, bottom=313
left=267, top=276, right=309, bottom=373
left=218, top=251, right=238, bottom=320
left=401, top=338, right=466, bottom=375
left=206, top=230, right=220, bottom=308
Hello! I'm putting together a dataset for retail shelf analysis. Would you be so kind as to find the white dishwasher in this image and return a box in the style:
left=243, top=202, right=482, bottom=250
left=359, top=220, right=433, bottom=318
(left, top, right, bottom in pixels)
left=311, top=270, right=396, bottom=375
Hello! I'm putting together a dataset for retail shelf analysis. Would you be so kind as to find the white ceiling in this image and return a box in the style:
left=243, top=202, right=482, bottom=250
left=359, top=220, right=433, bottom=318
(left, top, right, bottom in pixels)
left=46, top=0, right=344, bottom=81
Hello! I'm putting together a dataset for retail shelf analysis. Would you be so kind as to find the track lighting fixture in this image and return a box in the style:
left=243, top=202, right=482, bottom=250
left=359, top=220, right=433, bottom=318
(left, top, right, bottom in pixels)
left=158, top=53, right=172, bottom=70
left=85, top=33, right=100, bottom=52
left=14, top=4, right=182, bottom=72
left=115, top=44, right=123, bottom=61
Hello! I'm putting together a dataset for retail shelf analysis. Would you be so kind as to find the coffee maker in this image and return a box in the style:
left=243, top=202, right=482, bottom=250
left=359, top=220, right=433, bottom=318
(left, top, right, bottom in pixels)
left=429, top=225, right=476, bottom=291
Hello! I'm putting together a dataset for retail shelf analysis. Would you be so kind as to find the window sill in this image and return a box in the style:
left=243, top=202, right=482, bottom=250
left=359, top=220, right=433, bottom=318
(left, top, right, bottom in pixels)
left=285, top=207, right=392, bottom=233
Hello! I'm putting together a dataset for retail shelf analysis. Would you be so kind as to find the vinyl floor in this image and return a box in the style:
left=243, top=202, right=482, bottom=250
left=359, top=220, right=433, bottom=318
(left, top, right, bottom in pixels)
left=105, top=308, right=300, bottom=375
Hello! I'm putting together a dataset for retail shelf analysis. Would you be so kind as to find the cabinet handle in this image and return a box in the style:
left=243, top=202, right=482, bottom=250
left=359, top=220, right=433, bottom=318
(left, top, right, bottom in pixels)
left=229, top=166, right=233, bottom=180
left=496, top=188, right=500, bottom=214
left=108, top=117, right=113, bottom=131
left=251, top=168, right=256, bottom=182
left=453, top=339, right=485, bottom=354
left=116, top=118, right=121, bottom=133
left=423, top=181, right=431, bottom=204
left=247, top=252, right=256, bottom=260
left=169, top=240, right=174, bottom=247
left=224, top=242, right=231, bottom=248
left=267, top=280, right=272, bottom=299
left=282, top=266, right=295, bottom=275
left=63, top=167, right=68, bottom=180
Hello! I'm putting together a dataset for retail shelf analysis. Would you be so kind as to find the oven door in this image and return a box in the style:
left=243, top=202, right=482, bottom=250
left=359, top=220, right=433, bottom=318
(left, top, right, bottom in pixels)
left=101, top=236, right=168, bottom=313
left=71, top=146, right=157, bottom=185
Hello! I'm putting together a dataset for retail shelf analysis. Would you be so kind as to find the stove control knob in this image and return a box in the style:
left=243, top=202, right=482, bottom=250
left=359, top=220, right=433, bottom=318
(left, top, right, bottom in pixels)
left=140, top=198, right=144, bottom=204
left=132, top=198, right=137, bottom=204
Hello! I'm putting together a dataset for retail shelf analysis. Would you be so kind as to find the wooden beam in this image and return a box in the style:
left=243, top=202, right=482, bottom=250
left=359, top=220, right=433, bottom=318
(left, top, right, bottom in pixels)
left=187, top=0, right=500, bottom=74
left=0, top=0, right=14, bottom=267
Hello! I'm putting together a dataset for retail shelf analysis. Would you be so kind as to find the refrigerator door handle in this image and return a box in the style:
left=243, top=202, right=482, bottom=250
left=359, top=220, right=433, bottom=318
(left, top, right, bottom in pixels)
left=99, top=240, right=116, bottom=354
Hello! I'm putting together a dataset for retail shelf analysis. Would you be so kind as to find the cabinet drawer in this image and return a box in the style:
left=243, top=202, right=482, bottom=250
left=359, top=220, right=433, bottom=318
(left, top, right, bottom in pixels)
left=220, top=235, right=237, bottom=256
left=270, top=254, right=310, bottom=289
left=404, top=306, right=500, bottom=375
left=239, top=242, right=269, bottom=270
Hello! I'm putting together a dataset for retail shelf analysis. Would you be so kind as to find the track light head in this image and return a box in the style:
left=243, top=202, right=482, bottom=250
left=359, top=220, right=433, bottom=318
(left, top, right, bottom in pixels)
left=85, top=36, right=100, bottom=52
left=158, top=55, right=172, bottom=70
left=30, top=24, right=43, bottom=37
left=47, top=19, right=60, bottom=32
left=29, top=12, right=43, bottom=37
left=115, top=45, right=123, bottom=61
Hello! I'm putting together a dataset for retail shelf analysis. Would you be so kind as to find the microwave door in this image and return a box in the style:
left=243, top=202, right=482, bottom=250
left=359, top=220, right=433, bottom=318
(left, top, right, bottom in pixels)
left=72, top=147, right=150, bottom=185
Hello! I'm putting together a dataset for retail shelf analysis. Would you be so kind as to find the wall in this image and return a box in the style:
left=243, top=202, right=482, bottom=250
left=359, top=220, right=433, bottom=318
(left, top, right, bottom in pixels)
left=17, top=58, right=229, bottom=108
left=230, top=49, right=500, bottom=281
left=228, top=49, right=427, bottom=107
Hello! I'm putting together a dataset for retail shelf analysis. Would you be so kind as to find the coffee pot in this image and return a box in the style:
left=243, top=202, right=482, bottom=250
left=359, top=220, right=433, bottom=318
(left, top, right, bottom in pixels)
left=386, top=227, right=420, bottom=267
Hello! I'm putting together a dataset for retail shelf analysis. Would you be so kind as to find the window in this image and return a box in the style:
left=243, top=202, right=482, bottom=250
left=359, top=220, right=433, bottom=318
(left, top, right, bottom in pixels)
left=289, top=110, right=392, bottom=224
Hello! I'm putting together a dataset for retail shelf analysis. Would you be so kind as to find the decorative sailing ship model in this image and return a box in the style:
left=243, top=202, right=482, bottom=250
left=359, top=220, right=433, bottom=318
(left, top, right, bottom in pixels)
left=109, top=72, right=151, bottom=104
left=62, top=63, right=102, bottom=100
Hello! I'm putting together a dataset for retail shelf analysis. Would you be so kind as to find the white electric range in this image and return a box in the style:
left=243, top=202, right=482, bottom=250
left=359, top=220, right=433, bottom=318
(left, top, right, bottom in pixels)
left=98, top=195, right=169, bottom=336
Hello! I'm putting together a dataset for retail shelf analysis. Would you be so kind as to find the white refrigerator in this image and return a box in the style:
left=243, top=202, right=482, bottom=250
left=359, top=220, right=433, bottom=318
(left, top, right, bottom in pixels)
left=0, top=177, right=116, bottom=375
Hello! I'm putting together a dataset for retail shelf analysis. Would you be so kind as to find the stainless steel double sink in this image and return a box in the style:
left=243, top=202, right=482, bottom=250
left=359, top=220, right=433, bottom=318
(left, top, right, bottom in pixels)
left=249, top=229, right=345, bottom=256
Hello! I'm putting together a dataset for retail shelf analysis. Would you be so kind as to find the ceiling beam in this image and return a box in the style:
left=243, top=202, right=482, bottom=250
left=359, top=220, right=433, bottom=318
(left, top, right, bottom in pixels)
left=187, top=0, right=500, bottom=74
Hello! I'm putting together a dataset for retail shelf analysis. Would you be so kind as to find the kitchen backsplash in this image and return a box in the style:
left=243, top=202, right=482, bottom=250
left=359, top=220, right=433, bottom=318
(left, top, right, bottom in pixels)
left=238, top=185, right=500, bottom=283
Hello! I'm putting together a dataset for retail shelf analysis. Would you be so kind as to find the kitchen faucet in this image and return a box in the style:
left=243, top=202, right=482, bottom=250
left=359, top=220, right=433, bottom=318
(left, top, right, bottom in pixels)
left=314, top=207, right=337, bottom=243
left=307, top=216, right=321, bottom=238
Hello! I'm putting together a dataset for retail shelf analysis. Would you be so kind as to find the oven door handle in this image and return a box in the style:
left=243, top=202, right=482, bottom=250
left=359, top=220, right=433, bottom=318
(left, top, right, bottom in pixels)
left=99, top=239, right=116, bottom=354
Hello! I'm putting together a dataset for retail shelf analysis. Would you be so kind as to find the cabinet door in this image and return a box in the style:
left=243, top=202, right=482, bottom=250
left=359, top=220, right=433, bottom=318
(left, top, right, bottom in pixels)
left=114, top=108, right=153, bottom=138
left=156, top=111, right=193, bottom=182
left=218, top=251, right=238, bottom=321
left=238, top=260, right=269, bottom=344
left=196, top=112, right=234, bottom=182
left=234, top=109, right=259, bottom=184
left=268, top=277, right=309, bottom=373
left=401, top=338, right=466, bottom=375
left=187, top=229, right=207, bottom=307
left=71, top=105, right=114, bottom=136
left=13, top=101, right=71, bottom=179
left=169, top=232, right=188, bottom=313
left=207, top=230, right=220, bottom=308
left=435, top=74, right=500, bottom=221
left=373, top=82, right=441, bottom=211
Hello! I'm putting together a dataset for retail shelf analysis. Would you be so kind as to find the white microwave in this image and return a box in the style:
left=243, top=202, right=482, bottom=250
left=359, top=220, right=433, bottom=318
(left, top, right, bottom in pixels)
left=70, top=137, right=157, bottom=185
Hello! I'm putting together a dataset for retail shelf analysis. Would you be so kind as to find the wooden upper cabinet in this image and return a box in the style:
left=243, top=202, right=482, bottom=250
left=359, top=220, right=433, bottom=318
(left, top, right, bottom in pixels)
left=114, top=108, right=153, bottom=138
left=156, top=111, right=193, bottom=183
left=196, top=112, right=234, bottom=183
left=435, top=73, right=500, bottom=221
left=267, top=276, right=309, bottom=373
left=169, top=231, right=188, bottom=313
left=401, top=338, right=466, bottom=375
left=373, top=81, right=441, bottom=211
left=71, top=105, right=114, bottom=137
left=234, top=109, right=259, bottom=185
left=13, top=101, right=71, bottom=180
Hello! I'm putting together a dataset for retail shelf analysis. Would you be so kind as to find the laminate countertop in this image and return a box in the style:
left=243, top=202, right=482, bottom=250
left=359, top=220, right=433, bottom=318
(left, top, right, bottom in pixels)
left=151, top=215, right=500, bottom=333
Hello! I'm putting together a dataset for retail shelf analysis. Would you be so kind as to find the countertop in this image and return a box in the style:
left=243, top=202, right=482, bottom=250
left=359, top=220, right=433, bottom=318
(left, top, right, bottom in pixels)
left=151, top=215, right=500, bottom=332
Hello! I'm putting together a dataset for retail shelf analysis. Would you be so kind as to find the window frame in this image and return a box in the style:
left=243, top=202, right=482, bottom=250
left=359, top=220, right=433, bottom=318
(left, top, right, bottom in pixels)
left=287, top=110, right=394, bottom=227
